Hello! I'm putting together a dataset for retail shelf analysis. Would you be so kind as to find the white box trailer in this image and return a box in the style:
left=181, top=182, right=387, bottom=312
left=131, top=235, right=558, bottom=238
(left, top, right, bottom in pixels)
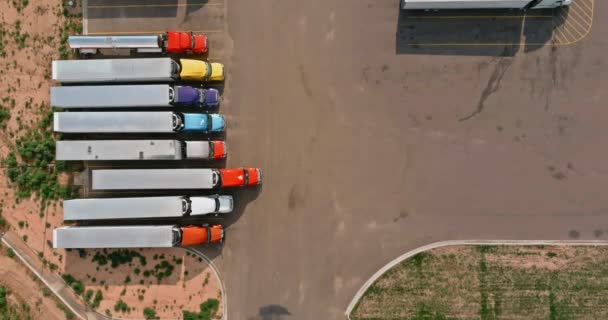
left=401, top=0, right=571, bottom=9
left=56, top=140, right=227, bottom=161
left=54, top=112, right=174, bottom=133
left=52, top=58, right=179, bottom=83
left=50, top=85, right=220, bottom=108
left=53, top=225, right=224, bottom=248
left=63, top=195, right=233, bottom=221
left=92, top=168, right=220, bottom=190
left=53, top=112, right=226, bottom=133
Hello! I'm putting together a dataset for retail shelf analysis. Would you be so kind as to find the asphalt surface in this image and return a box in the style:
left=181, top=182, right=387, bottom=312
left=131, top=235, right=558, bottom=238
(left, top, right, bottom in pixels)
left=83, top=0, right=607, bottom=319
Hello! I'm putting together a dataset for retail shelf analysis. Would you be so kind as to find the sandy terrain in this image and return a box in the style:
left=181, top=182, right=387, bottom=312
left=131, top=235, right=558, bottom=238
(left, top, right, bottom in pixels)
left=0, top=246, right=65, bottom=319
left=63, top=248, right=223, bottom=319
left=0, top=1, right=224, bottom=319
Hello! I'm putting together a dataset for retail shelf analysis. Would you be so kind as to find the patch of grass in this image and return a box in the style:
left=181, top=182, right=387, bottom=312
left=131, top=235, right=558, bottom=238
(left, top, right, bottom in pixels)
left=56, top=302, right=74, bottom=320
left=2, top=111, right=72, bottom=201
left=352, top=245, right=608, bottom=319
left=183, top=299, right=220, bottom=320
left=143, top=307, right=158, bottom=319
left=62, top=274, right=84, bottom=296
left=114, top=299, right=129, bottom=313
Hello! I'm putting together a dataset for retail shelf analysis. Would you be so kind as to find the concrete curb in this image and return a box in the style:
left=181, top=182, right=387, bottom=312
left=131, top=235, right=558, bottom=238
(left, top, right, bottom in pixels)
left=344, top=239, right=608, bottom=319
left=1, top=234, right=88, bottom=320
left=188, top=248, right=228, bottom=320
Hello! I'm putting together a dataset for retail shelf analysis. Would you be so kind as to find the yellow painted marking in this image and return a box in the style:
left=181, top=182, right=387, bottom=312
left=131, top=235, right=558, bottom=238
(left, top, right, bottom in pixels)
left=566, top=13, right=590, bottom=33
left=571, top=6, right=593, bottom=21
left=569, top=5, right=592, bottom=23
left=578, top=0, right=593, bottom=12
left=552, top=32, right=566, bottom=44
left=88, top=3, right=222, bottom=9
left=560, top=21, right=583, bottom=39
left=87, top=30, right=222, bottom=35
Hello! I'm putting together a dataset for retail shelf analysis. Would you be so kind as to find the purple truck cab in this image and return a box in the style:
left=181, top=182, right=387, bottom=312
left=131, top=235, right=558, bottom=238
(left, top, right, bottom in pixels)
left=174, top=86, right=220, bottom=107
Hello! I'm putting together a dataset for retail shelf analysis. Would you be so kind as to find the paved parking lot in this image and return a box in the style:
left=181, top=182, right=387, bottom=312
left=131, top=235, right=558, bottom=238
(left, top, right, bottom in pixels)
left=82, top=0, right=607, bottom=319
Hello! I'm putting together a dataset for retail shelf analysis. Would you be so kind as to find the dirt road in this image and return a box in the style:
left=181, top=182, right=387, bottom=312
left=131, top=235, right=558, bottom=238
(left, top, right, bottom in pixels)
left=0, top=250, right=64, bottom=319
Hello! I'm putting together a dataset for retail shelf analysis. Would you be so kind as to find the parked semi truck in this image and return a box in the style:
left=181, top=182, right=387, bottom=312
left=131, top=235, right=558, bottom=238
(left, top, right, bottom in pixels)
left=53, top=112, right=225, bottom=133
left=401, top=0, right=571, bottom=9
left=92, top=168, right=262, bottom=190
left=68, top=31, right=208, bottom=54
left=53, top=225, right=224, bottom=248
left=51, top=85, right=220, bottom=108
left=56, top=140, right=226, bottom=161
left=52, top=58, right=224, bottom=83
left=63, top=195, right=233, bottom=221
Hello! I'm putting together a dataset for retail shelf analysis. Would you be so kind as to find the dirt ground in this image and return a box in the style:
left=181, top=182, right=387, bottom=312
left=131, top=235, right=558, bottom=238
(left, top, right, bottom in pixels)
left=353, top=245, right=608, bottom=319
left=63, top=248, right=223, bottom=319
left=0, top=1, right=223, bottom=319
left=0, top=245, right=65, bottom=319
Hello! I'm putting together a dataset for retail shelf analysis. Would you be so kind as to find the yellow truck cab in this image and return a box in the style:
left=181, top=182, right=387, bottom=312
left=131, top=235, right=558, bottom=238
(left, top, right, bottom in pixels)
left=179, top=59, right=224, bottom=82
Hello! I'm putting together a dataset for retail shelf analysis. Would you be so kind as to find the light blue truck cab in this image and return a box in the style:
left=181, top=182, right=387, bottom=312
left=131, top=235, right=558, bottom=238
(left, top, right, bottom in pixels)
left=180, top=113, right=225, bottom=132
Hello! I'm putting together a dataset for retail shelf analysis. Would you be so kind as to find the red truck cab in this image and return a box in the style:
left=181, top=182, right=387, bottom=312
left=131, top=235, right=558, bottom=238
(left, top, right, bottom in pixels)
left=219, top=168, right=262, bottom=187
left=180, top=225, right=224, bottom=245
left=211, top=141, right=227, bottom=159
left=166, top=31, right=208, bottom=54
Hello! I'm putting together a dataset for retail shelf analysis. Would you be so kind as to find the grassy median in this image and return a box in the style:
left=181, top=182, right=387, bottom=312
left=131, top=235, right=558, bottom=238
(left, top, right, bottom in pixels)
left=352, top=245, right=608, bottom=319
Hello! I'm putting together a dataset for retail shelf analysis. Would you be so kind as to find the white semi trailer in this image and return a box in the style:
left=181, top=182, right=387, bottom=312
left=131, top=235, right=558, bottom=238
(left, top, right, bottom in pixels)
left=53, top=225, right=224, bottom=248
left=56, top=140, right=227, bottom=161
left=51, top=58, right=224, bottom=83
left=91, top=168, right=262, bottom=190
left=401, top=0, right=571, bottom=9
left=53, top=112, right=226, bottom=133
left=63, top=195, right=233, bottom=221
left=50, top=85, right=220, bottom=108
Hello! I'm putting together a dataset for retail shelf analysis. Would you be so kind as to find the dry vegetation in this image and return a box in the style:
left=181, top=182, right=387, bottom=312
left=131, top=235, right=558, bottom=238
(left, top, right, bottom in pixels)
left=0, top=1, right=223, bottom=319
left=0, top=243, right=68, bottom=320
left=353, top=245, right=608, bottom=319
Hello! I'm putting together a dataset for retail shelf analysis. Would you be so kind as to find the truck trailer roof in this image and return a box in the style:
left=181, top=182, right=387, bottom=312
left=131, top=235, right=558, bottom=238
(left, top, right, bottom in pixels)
left=53, top=112, right=175, bottom=133
left=402, top=0, right=535, bottom=9
left=56, top=140, right=183, bottom=160
left=52, top=58, right=178, bottom=83
left=68, top=35, right=161, bottom=49
left=51, top=85, right=173, bottom=108
left=63, top=196, right=186, bottom=220
left=53, top=225, right=178, bottom=248
left=92, top=168, right=219, bottom=190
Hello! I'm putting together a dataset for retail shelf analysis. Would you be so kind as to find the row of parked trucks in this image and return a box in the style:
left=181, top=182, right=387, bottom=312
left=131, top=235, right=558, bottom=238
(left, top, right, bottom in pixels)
left=51, top=32, right=258, bottom=249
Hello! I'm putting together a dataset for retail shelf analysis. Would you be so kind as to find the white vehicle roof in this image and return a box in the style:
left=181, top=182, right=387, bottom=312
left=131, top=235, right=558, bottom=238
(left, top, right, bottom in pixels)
left=52, top=58, right=176, bottom=83
left=63, top=197, right=186, bottom=220
left=68, top=35, right=161, bottom=49
left=92, top=169, right=219, bottom=190
left=53, top=225, right=177, bottom=248
left=53, top=112, right=175, bottom=133
left=184, top=141, right=211, bottom=158
left=50, top=85, right=173, bottom=108
left=56, top=140, right=183, bottom=161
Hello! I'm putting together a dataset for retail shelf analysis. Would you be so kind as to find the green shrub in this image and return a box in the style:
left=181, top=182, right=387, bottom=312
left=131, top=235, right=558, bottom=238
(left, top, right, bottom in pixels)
left=143, top=307, right=158, bottom=319
left=183, top=299, right=220, bottom=320
left=114, top=299, right=129, bottom=313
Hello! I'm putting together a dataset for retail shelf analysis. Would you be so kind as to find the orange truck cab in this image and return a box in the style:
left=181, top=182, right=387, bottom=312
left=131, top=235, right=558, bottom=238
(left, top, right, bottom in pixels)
left=211, top=141, right=227, bottom=159
left=179, top=225, right=224, bottom=246
left=218, top=168, right=262, bottom=187
left=166, top=31, right=208, bottom=54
